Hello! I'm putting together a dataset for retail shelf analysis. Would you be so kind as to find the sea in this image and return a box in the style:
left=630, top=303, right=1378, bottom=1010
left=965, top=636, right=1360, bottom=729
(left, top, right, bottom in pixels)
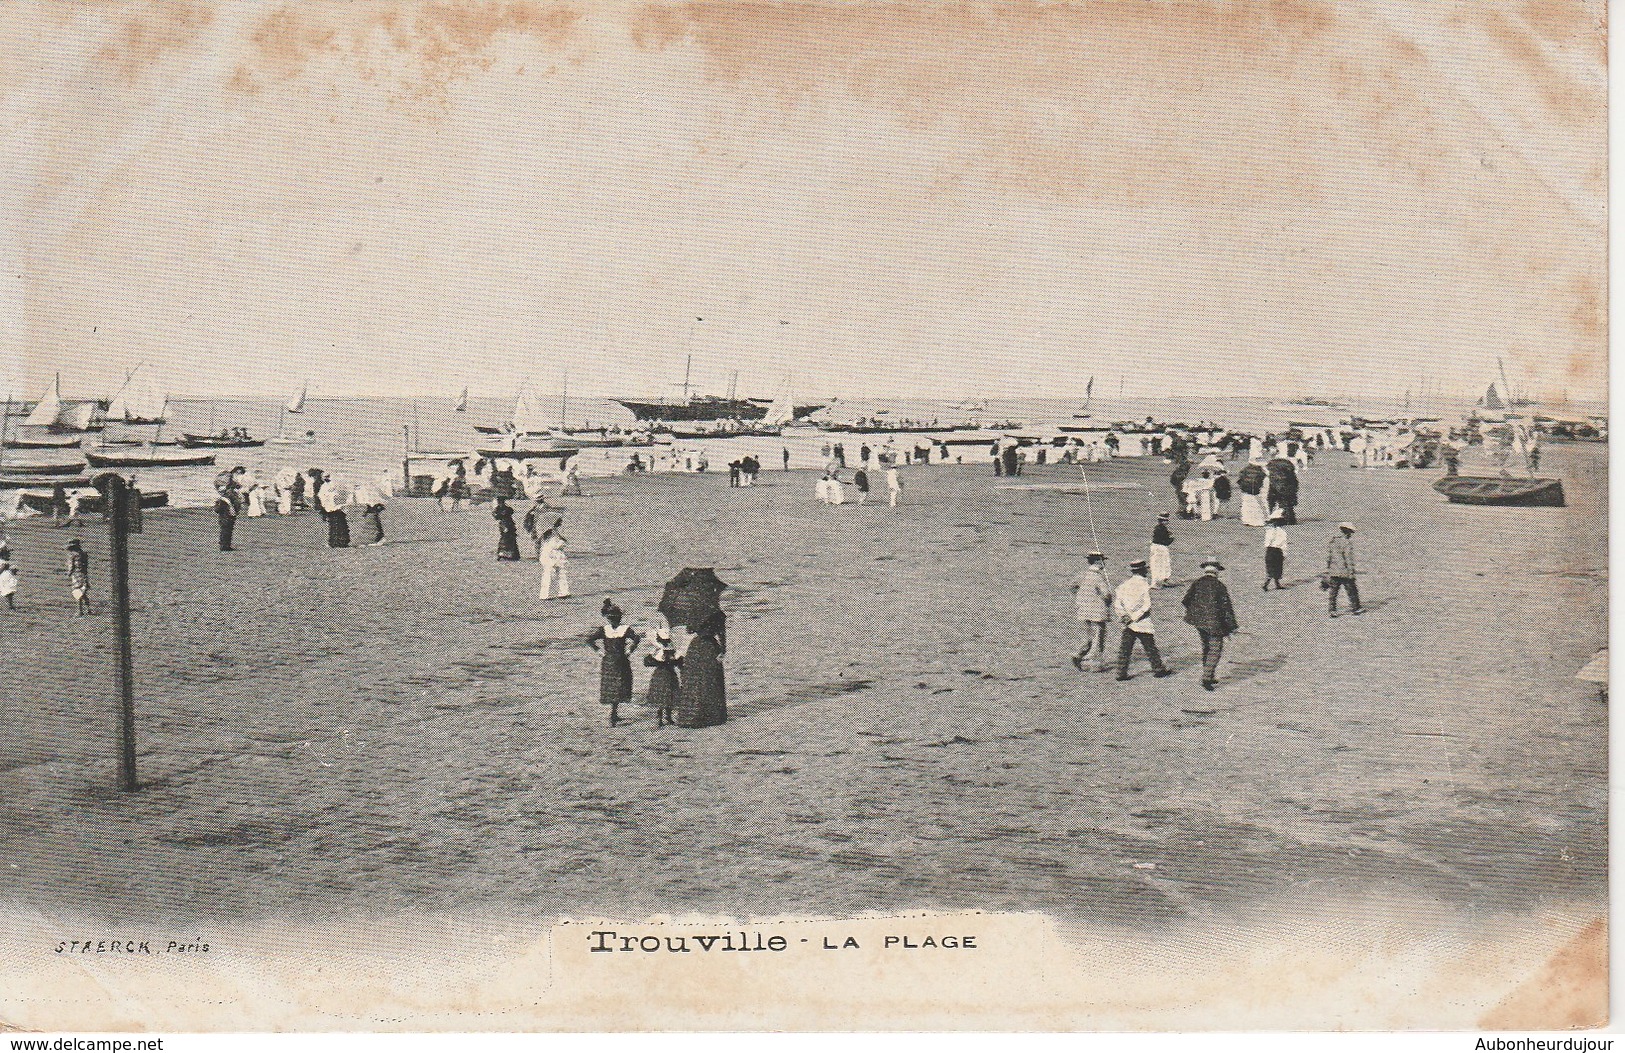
left=6, top=392, right=1596, bottom=510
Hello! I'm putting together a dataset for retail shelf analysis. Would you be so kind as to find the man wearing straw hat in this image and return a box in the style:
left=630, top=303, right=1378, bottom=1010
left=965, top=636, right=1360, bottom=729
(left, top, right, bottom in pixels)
left=1113, top=560, right=1173, bottom=681
left=1325, top=522, right=1364, bottom=617
left=1070, top=551, right=1114, bottom=673
left=1183, top=558, right=1239, bottom=691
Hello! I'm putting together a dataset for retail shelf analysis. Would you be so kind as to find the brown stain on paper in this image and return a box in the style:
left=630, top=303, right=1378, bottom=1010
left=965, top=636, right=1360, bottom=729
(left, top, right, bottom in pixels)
left=231, top=1, right=581, bottom=100
left=1479, top=8, right=1603, bottom=125
left=1478, top=916, right=1608, bottom=1030
left=95, top=1, right=215, bottom=84
left=624, top=0, right=1348, bottom=204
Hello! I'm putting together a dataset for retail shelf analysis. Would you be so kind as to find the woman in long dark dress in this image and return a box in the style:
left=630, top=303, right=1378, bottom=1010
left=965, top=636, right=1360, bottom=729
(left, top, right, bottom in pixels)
left=320, top=476, right=350, bottom=548
left=587, top=601, right=640, bottom=726
left=355, top=503, right=384, bottom=546
left=642, top=626, right=683, bottom=727
left=676, top=610, right=727, bottom=728
left=493, top=498, right=521, bottom=561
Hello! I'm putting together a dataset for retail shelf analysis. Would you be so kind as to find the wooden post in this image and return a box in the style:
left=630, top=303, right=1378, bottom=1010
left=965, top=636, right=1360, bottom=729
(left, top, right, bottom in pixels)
left=104, top=475, right=138, bottom=791
left=402, top=425, right=412, bottom=496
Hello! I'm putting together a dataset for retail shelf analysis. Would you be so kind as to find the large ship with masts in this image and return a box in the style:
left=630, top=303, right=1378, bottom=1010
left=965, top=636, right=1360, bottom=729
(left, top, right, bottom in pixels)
left=613, top=357, right=824, bottom=424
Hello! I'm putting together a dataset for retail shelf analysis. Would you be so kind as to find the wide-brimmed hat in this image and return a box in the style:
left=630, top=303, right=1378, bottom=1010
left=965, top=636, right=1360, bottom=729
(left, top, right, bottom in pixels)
left=1129, top=558, right=1150, bottom=572
left=1201, top=558, right=1225, bottom=571
left=1087, top=551, right=1107, bottom=563
left=1157, top=512, right=1171, bottom=520
left=1339, top=521, right=1356, bottom=532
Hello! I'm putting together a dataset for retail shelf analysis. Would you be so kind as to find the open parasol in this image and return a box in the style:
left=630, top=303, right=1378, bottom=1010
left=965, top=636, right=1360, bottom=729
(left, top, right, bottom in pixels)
left=658, top=567, right=728, bottom=630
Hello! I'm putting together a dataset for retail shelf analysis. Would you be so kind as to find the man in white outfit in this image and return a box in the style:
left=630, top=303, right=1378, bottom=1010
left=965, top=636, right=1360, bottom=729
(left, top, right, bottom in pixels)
left=886, top=466, right=903, bottom=507
left=1114, top=559, right=1173, bottom=681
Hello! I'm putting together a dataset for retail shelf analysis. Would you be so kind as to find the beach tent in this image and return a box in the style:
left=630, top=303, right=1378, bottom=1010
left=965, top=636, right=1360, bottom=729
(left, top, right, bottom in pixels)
left=658, top=567, right=728, bottom=630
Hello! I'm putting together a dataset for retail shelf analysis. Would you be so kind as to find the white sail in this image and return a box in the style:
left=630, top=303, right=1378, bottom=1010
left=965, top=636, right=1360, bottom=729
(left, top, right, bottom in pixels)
left=454, top=386, right=468, bottom=412
left=110, top=367, right=166, bottom=422
left=58, top=402, right=95, bottom=431
left=511, top=384, right=553, bottom=434
left=23, top=376, right=62, bottom=427
left=760, top=378, right=797, bottom=426
left=286, top=382, right=307, bottom=414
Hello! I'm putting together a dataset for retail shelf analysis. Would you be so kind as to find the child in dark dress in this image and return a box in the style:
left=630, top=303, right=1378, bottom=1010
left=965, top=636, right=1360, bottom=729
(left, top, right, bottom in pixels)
left=643, top=626, right=683, bottom=727
left=587, top=600, right=641, bottom=726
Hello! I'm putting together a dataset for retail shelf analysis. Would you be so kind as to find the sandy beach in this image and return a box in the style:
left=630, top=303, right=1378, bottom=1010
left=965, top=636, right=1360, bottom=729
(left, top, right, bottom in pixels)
left=0, top=439, right=1605, bottom=941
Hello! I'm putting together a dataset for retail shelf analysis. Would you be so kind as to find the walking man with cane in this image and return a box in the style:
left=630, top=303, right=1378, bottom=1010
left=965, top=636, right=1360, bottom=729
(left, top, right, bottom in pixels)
left=1182, top=558, right=1238, bottom=691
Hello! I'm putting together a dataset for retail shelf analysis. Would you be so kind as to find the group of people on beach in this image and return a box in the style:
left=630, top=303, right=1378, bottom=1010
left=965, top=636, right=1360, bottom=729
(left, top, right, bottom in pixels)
left=210, top=466, right=389, bottom=552
left=491, top=497, right=573, bottom=599
left=587, top=599, right=728, bottom=729
left=1071, top=431, right=1367, bottom=689
left=815, top=463, right=904, bottom=506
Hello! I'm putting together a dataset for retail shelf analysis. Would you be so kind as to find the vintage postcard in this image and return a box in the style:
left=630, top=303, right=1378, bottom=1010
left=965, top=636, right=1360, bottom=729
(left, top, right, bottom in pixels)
left=0, top=0, right=1607, bottom=1033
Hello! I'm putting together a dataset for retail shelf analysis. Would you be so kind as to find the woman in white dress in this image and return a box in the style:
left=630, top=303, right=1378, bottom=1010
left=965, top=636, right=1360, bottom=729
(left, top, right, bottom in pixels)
left=1195, top=471, right=1216, bottom=521
left=538, top=520, right=571, bottom=600
left=243, top=471, right=266, bottom=517
left=274, top=466, right=299, bottom=515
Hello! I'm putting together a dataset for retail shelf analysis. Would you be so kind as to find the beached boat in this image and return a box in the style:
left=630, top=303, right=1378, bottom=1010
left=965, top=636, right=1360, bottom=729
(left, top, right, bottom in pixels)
left=1432, top=475, right=1565, bottom=507
left=177, top=433, right=265, bottom=449
left=474, top=446, right=578, bottom=461
left=0, top=459, right=86, bottom=476
left=0, top=474, right=93, bottom=489
left=3, top=433, right=81, bottom=449
left=85, top=449, right=217, bottom=468
left=13, top=487, right=169, bottom=513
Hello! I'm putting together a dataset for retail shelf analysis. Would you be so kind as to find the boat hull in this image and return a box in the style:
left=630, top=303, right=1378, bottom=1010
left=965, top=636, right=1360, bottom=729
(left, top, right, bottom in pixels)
left=85, top=450, right=217, bottom=468
left=1, top=474, right=93, bottom=489
left=474, top=447, right=577, bottom=460
left=0, top=460, right=85, bottom=475
left=1432, top=475, right=1566, bottom=507
left=614, top=398, right=825, bottom=423
left=4, top=435, right=82, bottom=449
left=14, top=488, right=169, bottom=513
left=177, top=434, right=265, bottom=449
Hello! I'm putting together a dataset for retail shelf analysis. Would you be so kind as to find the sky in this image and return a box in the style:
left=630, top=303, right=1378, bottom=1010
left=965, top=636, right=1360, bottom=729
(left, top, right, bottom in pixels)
left=0, top=0, right=1607, bottom=406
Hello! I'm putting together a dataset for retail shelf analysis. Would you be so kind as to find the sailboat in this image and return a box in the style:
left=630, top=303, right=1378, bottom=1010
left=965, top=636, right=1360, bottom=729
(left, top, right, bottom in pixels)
left=19, top=374, right=100, bottom=434
left=1072, top=377, right=1096, bottom=419
left=286, top=382, right=308, bottom=414
left=107, top=365, right=168, bottom=425
left=473, top=382, right=577, bottom=456
left=1476, top=379, right=1508, bottom=412
left=759, top=378, right=799, bottom=428
left=454, top=386, right=468, bottom=413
